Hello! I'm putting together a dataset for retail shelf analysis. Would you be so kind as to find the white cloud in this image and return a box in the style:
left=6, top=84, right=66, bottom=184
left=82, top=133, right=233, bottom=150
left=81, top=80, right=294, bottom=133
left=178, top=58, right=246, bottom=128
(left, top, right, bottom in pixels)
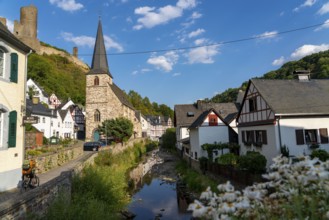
left=172, top=72, right=181, bottom=77
left=49, top=0, right=84, bottom=12
left=290, top=44, right=329, bottom=59
left=132, top=70, right=138, bottom=75
left=61, top=32, right=94, bottom=47
left=255, top=31, right=278, bottom=40
left=191, top=11, right=202, bottom=19
left=294, top=0, right=316, bottom=12
left=176, top=0, right=197, bottom=9
left=315, top=19, right=329, bottom=31
left=188, top=28, right=205, bottom=38
left=104, top=35, right=124, bottom=52
left=147, top=51, right=179, bottom=72
left=61, top=32, right=123, bottom=52
left=194, top=38, right=206, bottom=46
left=126, top=17, right=132, bottom=23
left=187, top=45, right=219, bottom=64
left=133, top=0, right=197, bottom=30
left=318, top=2, right=329, bottom=15
left=272, top=56, right=285, bottom=66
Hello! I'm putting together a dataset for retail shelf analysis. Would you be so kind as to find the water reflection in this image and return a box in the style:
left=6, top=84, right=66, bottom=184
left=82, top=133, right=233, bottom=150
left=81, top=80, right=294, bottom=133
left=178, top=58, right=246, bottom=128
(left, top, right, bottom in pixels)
left=128, top=176, right=192, bottom=220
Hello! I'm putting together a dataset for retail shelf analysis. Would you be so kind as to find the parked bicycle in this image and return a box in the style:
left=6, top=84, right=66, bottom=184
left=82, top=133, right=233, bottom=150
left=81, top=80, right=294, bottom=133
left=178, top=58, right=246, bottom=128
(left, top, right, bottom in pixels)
left=21, top=159, right=39, bottom=191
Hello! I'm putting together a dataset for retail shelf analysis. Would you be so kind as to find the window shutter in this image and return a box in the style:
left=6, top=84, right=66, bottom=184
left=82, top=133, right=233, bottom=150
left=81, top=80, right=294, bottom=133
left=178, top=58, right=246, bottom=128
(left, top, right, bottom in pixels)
left=242, top=131, right=245, bottom=142
left=319, top=128, right=329, bottom=144
left=295, top=129, right=304, bottom=145
left=10, top=53, right=18, bottom=83
left=8, top=111, right=17, bottom=147
left=262, top=130, right=268, bottom=144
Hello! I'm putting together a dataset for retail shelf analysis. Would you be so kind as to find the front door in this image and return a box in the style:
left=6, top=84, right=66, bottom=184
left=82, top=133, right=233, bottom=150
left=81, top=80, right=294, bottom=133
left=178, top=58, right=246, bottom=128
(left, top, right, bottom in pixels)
left=93, top=130, right=100, bottom=141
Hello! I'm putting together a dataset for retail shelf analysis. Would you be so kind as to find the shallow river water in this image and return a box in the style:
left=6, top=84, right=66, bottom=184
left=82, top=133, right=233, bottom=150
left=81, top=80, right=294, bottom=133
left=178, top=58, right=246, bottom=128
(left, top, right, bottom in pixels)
left=127, top=177, right=192, bottom=220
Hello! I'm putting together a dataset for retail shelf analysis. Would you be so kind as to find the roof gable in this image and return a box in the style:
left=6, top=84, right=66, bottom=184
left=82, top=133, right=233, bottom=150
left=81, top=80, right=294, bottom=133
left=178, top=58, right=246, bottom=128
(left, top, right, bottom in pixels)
left=251, top=79, right=329, bottom=115
left=189, top=109, right=228, bottom=128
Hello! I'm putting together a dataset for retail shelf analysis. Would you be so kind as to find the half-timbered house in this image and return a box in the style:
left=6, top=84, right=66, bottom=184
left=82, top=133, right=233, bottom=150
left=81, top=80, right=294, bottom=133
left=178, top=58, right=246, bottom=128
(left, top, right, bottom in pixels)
left=237, top=71, right=329, bottom=167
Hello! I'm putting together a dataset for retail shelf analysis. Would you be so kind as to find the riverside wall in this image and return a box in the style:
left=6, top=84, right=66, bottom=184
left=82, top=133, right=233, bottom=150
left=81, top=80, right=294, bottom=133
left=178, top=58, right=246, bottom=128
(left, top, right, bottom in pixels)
left=0, top=138, right=146, bottom=220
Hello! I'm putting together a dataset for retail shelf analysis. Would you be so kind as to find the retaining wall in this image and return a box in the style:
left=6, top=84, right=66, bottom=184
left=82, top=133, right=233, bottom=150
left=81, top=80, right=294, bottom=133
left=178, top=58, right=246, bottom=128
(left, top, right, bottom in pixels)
left=0, top=138, right=145, bottom=219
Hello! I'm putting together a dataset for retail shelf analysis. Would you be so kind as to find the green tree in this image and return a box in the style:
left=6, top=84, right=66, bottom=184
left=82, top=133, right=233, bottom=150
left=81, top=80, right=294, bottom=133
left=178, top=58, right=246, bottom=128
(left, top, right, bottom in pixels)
left=98, top=117, right=134, bottom=143
left=161, top=128, right=176, bottom=149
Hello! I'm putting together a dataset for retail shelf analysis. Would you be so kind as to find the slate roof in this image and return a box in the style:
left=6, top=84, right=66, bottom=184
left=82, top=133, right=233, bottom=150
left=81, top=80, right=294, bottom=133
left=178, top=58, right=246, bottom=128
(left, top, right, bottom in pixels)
left=251, top=79, right=329, bottom=115
left=88, top=19, right=113, bottom=78
left=174, top=102, right=239, bottom=127
left=0, top=21, right=32, bottom=53
left=59, top=110, right=69, bottom=121
left=110, top=83, right=134, bottom=109
left=145, top=115, right=171, bottom=126
left=26, top=99, right=56, bottom=117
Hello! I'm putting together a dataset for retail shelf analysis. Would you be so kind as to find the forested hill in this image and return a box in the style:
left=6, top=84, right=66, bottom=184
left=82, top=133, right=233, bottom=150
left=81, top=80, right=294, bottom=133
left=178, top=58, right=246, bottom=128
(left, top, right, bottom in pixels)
left=209, top=49, right=329, bottom=103
left=127, top=90, right=174, bottom=120
left=28, top=53, right=87, bottom=105
left=27, top=51, right=174, bottom=119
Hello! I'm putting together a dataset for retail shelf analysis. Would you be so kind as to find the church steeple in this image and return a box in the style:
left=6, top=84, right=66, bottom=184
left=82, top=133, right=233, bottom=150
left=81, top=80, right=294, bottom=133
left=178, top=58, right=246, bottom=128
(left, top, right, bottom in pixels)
left=89, top=19, right=112, bottom=78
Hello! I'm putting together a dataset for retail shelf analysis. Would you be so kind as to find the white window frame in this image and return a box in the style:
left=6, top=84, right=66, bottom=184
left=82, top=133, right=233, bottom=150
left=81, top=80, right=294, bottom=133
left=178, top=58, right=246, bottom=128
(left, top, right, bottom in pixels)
left=0, top=104, right=9, bottom=149
left=0, top=43, right=12, bottom=82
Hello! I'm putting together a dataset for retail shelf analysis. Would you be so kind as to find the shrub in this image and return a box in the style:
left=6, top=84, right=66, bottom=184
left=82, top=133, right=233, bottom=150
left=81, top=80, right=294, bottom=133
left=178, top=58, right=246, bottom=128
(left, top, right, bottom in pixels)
left=145, top=140, right=158, bottom=152
left=26, top=149, right=43, bottom=156
left=199, top=157, right=208, bottom=172
left=238, top=151, right=267, bottom=174
left=43, top=136, right=49, bottom=145
left=217, top=153, right=238, bottom=166
left=311, top=149, right=329, bottom=161
left=280, top=144, right=290, bottom=157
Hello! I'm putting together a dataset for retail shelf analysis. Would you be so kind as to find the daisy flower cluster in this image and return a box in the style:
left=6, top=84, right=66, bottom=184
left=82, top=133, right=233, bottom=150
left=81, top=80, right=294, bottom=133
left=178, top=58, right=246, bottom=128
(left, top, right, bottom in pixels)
left=188, top=155, right=329, bottom=219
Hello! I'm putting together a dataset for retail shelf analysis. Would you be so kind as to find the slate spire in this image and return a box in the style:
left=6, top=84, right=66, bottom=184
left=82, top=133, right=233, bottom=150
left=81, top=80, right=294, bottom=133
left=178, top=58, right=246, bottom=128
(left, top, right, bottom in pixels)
left=89, top=19, right=112, bottom=77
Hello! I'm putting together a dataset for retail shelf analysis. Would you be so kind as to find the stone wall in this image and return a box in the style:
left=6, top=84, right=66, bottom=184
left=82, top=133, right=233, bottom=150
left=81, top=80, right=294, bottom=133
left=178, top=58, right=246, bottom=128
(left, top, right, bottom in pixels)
left=32, top=143, right=84, bottom=174
left=0, top=153, right=97, bottom=220
left=0, top=138, right=144, bottom=220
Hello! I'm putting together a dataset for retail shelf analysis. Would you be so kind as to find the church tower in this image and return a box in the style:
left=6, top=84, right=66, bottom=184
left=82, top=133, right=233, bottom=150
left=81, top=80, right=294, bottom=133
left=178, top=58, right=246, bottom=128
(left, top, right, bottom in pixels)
left=85, top=19, right=141, bottom=141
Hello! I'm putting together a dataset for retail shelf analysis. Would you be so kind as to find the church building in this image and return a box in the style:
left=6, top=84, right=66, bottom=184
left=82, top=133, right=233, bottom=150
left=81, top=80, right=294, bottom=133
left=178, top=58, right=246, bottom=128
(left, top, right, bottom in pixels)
left=85, top=20, right=141, bottom=141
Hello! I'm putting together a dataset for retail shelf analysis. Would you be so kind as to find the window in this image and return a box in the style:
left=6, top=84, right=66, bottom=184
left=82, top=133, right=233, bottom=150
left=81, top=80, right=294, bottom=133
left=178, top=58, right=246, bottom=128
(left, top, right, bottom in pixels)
left=295, top=129, right=328, bottom=145
left=8, top=111, right=17, bottom=147
left=305, top=129, right=317, bottom=144
left=246, top=130, right=254, bottom=144
left=319, top=128, right=329, bottom=144
left=255, top=130, right=267, bottom=144
left=94, top=76, right=99, bottom=86
left=194, top=152, right=198, bottom=160
left=0, top=112, right=2, bottom=145
left=42, top=117, right=45, bottom=123
left=10, top=53, right=18, bottom=83
left=94, top=110, right=101, bottom=122
left=208, top=114, right=218, bottom=126
left=0, top=48, right=4, bottom=77
left=249, top=97, right=257, bottom=112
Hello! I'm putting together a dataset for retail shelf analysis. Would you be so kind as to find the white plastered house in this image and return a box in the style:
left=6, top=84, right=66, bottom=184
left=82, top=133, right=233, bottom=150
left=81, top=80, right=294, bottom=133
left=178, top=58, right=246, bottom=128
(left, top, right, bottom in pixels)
left=0, top=21, right=32, bottom=191
left=236, top=71, right=329, bottom=167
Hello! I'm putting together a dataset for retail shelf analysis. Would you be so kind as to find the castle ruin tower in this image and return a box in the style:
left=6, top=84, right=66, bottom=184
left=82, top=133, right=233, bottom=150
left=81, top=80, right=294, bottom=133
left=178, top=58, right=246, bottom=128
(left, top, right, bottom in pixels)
left=73, top=47, right=78, bottom=57
left=14, top=5, right=40, bottom=52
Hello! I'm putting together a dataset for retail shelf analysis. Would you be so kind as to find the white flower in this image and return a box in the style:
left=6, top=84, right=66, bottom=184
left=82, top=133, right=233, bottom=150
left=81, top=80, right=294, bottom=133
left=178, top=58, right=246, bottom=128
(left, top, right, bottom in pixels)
left=187, top=200, right=208, bottom=217
left=217, top=181, right=235, bottom=192
left=219, top=202, right=236, bottom=214
left=200, top=186, right=213, bottom=200
left=243, top=187, right=264, bottom=201
left=222, top=192, right=237, bottom=202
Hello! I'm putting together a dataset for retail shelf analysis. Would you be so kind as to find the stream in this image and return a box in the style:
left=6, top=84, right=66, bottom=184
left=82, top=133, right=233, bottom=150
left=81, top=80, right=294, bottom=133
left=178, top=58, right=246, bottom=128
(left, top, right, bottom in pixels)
left=125, top=150, right=192, bottom=220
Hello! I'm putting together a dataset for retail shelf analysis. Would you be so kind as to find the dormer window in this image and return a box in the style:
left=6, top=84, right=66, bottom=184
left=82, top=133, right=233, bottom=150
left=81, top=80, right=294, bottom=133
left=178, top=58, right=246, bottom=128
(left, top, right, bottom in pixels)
left=94, top=76, right=99, bottom=86
left=187, top=112, right=194, bottom=117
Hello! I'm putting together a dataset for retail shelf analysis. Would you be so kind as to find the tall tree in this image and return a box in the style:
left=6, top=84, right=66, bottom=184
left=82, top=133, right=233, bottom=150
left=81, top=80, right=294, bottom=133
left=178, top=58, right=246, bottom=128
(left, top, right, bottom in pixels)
left=98, top=117, right=134, bottom=143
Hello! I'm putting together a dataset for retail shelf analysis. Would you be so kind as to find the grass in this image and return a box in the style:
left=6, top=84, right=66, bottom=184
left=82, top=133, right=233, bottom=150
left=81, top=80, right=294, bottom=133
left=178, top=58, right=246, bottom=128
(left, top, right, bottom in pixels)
left=175, top=160, right=219, bottom=194
left=43, top=140, right=158, bottom=220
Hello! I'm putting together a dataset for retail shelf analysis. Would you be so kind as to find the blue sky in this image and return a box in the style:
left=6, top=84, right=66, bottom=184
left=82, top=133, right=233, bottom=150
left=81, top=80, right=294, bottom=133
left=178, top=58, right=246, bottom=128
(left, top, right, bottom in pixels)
left=1, top=0, right=329, bottom=108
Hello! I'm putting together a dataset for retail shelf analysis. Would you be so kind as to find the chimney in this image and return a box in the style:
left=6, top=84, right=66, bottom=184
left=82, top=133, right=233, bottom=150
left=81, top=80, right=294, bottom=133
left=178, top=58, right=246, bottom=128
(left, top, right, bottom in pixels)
left=73, top=47, right=78, bottom=57
left=293, top=70, right=311, bottom=82
left=0, top=17, right=7, bottom=27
